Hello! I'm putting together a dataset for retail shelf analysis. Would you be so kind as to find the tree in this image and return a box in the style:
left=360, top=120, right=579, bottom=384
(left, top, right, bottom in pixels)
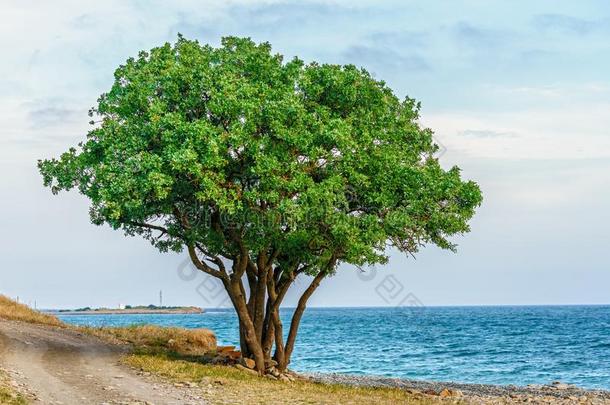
left=39, top=36, right=482, bottom=375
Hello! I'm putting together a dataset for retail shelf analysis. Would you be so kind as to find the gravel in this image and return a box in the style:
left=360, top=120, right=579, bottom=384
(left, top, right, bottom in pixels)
left=307, top=372, right=610, bottom=403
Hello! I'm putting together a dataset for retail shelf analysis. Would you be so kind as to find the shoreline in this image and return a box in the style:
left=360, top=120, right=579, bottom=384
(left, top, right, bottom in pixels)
left=50, top=307, right=204, bottom=315
left=309, top=372, right=610, bottom=402
left=2, top=313, right=609, bottom=404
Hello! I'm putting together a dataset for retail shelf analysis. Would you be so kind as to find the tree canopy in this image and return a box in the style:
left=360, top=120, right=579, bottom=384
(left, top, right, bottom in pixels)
left=39, top=36, right=482, bottom=373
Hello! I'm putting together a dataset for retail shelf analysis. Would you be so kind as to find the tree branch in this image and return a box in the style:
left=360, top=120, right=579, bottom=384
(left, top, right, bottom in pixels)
left=127, top=221, right=169, bottom=234
left=195, top=242, right=227, bottom=274
left=281, top=257, right=336, bottom=369
left=187, top=244, right=226, bottom=279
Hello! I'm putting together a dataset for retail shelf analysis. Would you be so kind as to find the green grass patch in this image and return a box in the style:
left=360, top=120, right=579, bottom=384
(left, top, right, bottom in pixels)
left=123, top=352, right=444, bottom=405
left=0, top=370, right=28, bottom=405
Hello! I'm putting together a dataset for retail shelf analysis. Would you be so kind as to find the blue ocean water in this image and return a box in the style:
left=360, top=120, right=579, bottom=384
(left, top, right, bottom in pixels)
left=58, top=306, right=610, bottom=390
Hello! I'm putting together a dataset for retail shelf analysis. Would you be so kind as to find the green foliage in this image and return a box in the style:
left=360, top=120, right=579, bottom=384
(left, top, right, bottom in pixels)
left=39, top=36, right=482, bottom=275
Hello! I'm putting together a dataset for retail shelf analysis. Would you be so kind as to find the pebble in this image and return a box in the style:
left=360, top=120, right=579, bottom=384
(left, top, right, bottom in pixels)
left=307, top=374, right=610, bottom=404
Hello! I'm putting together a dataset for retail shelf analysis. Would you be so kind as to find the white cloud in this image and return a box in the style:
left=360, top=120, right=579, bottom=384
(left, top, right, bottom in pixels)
left=422, top=81, right=610, bottom=160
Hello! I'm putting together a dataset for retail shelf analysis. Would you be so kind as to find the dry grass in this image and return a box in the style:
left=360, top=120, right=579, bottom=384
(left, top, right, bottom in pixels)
left=124, top=353, right=444, bottom=405
left=0, top=295, right=215, bottom=357
left=0, top=295, right=448, bottom=404
left=81, top=324, right=217, bottom=355
left=0, top=295, right=63, bottom=327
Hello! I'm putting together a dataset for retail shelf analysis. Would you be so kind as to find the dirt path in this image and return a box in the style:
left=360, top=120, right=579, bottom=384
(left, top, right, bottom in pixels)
left=0, top=319, right=206, bottom=404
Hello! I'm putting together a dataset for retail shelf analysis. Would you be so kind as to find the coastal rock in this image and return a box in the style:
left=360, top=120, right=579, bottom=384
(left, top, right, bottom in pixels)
left=439, top=389, right=451, bottom=397
left=240, top=357, right=256, bottom=369
left=225, top=350, right=242, bottom=361
left=217, top=346, right=236, bottom=354
left=265, top=359, right=278, bottom=368
left=234, top=364, right=258, bottom=376
left=439, top=388, right=462, bottom=398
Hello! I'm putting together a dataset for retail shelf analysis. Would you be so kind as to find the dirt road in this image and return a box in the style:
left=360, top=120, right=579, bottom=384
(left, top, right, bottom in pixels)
left=0, top=319, right=206, bottom=404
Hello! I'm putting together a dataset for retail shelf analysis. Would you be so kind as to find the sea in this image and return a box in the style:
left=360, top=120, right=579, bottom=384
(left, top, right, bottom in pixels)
left=57, top=305, right=610, bottom=390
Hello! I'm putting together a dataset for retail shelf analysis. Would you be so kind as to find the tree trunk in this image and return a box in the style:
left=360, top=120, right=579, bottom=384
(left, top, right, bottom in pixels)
left=253, top=266, right=267, bottom=344
left=190, top=249, right=331, bottom=375
left=271, top=308, right=286, bottom=367
left=280, top=270, right=327, bottom=371
left=261, top=298, right=275, bottom=363
left=223, top=278, right=266, bottom=373
left=238, top=321, right=251, bottom=358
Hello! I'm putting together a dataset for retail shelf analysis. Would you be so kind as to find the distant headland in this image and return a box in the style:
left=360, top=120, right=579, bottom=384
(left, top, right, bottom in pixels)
left=52, top=304, right=204, bottom=315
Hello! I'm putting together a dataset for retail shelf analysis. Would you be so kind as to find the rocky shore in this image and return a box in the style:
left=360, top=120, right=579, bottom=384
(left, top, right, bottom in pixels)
left=308, top=373, right=610, bottom=404
left=53, top=306, right=204, bottom=315
left=202, top=344, right=610, bottom=403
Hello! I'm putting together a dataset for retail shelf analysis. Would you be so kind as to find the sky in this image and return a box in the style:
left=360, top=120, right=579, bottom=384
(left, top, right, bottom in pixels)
left=1, top=0, right=609, bottom=309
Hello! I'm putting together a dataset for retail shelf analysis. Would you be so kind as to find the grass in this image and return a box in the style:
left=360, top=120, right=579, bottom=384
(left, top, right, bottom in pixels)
left=0, top=369, right=27, bottom=405
left=0, top=295, right=447, bottom=404
left=0, top=295, right=63, bottom=327
left=0, top=295, right=216, bottom=357
left=124, top=352, right=445, bottom=405
left=81, top=324, right=216, bottom=355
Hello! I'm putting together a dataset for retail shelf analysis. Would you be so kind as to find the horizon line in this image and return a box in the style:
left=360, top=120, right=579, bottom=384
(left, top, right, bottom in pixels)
left=44, top=303, right=610, bottom=311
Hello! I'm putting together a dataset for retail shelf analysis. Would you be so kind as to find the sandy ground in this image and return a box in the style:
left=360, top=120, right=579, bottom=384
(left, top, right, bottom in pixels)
left=0, top=319, right=206, bottom=405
